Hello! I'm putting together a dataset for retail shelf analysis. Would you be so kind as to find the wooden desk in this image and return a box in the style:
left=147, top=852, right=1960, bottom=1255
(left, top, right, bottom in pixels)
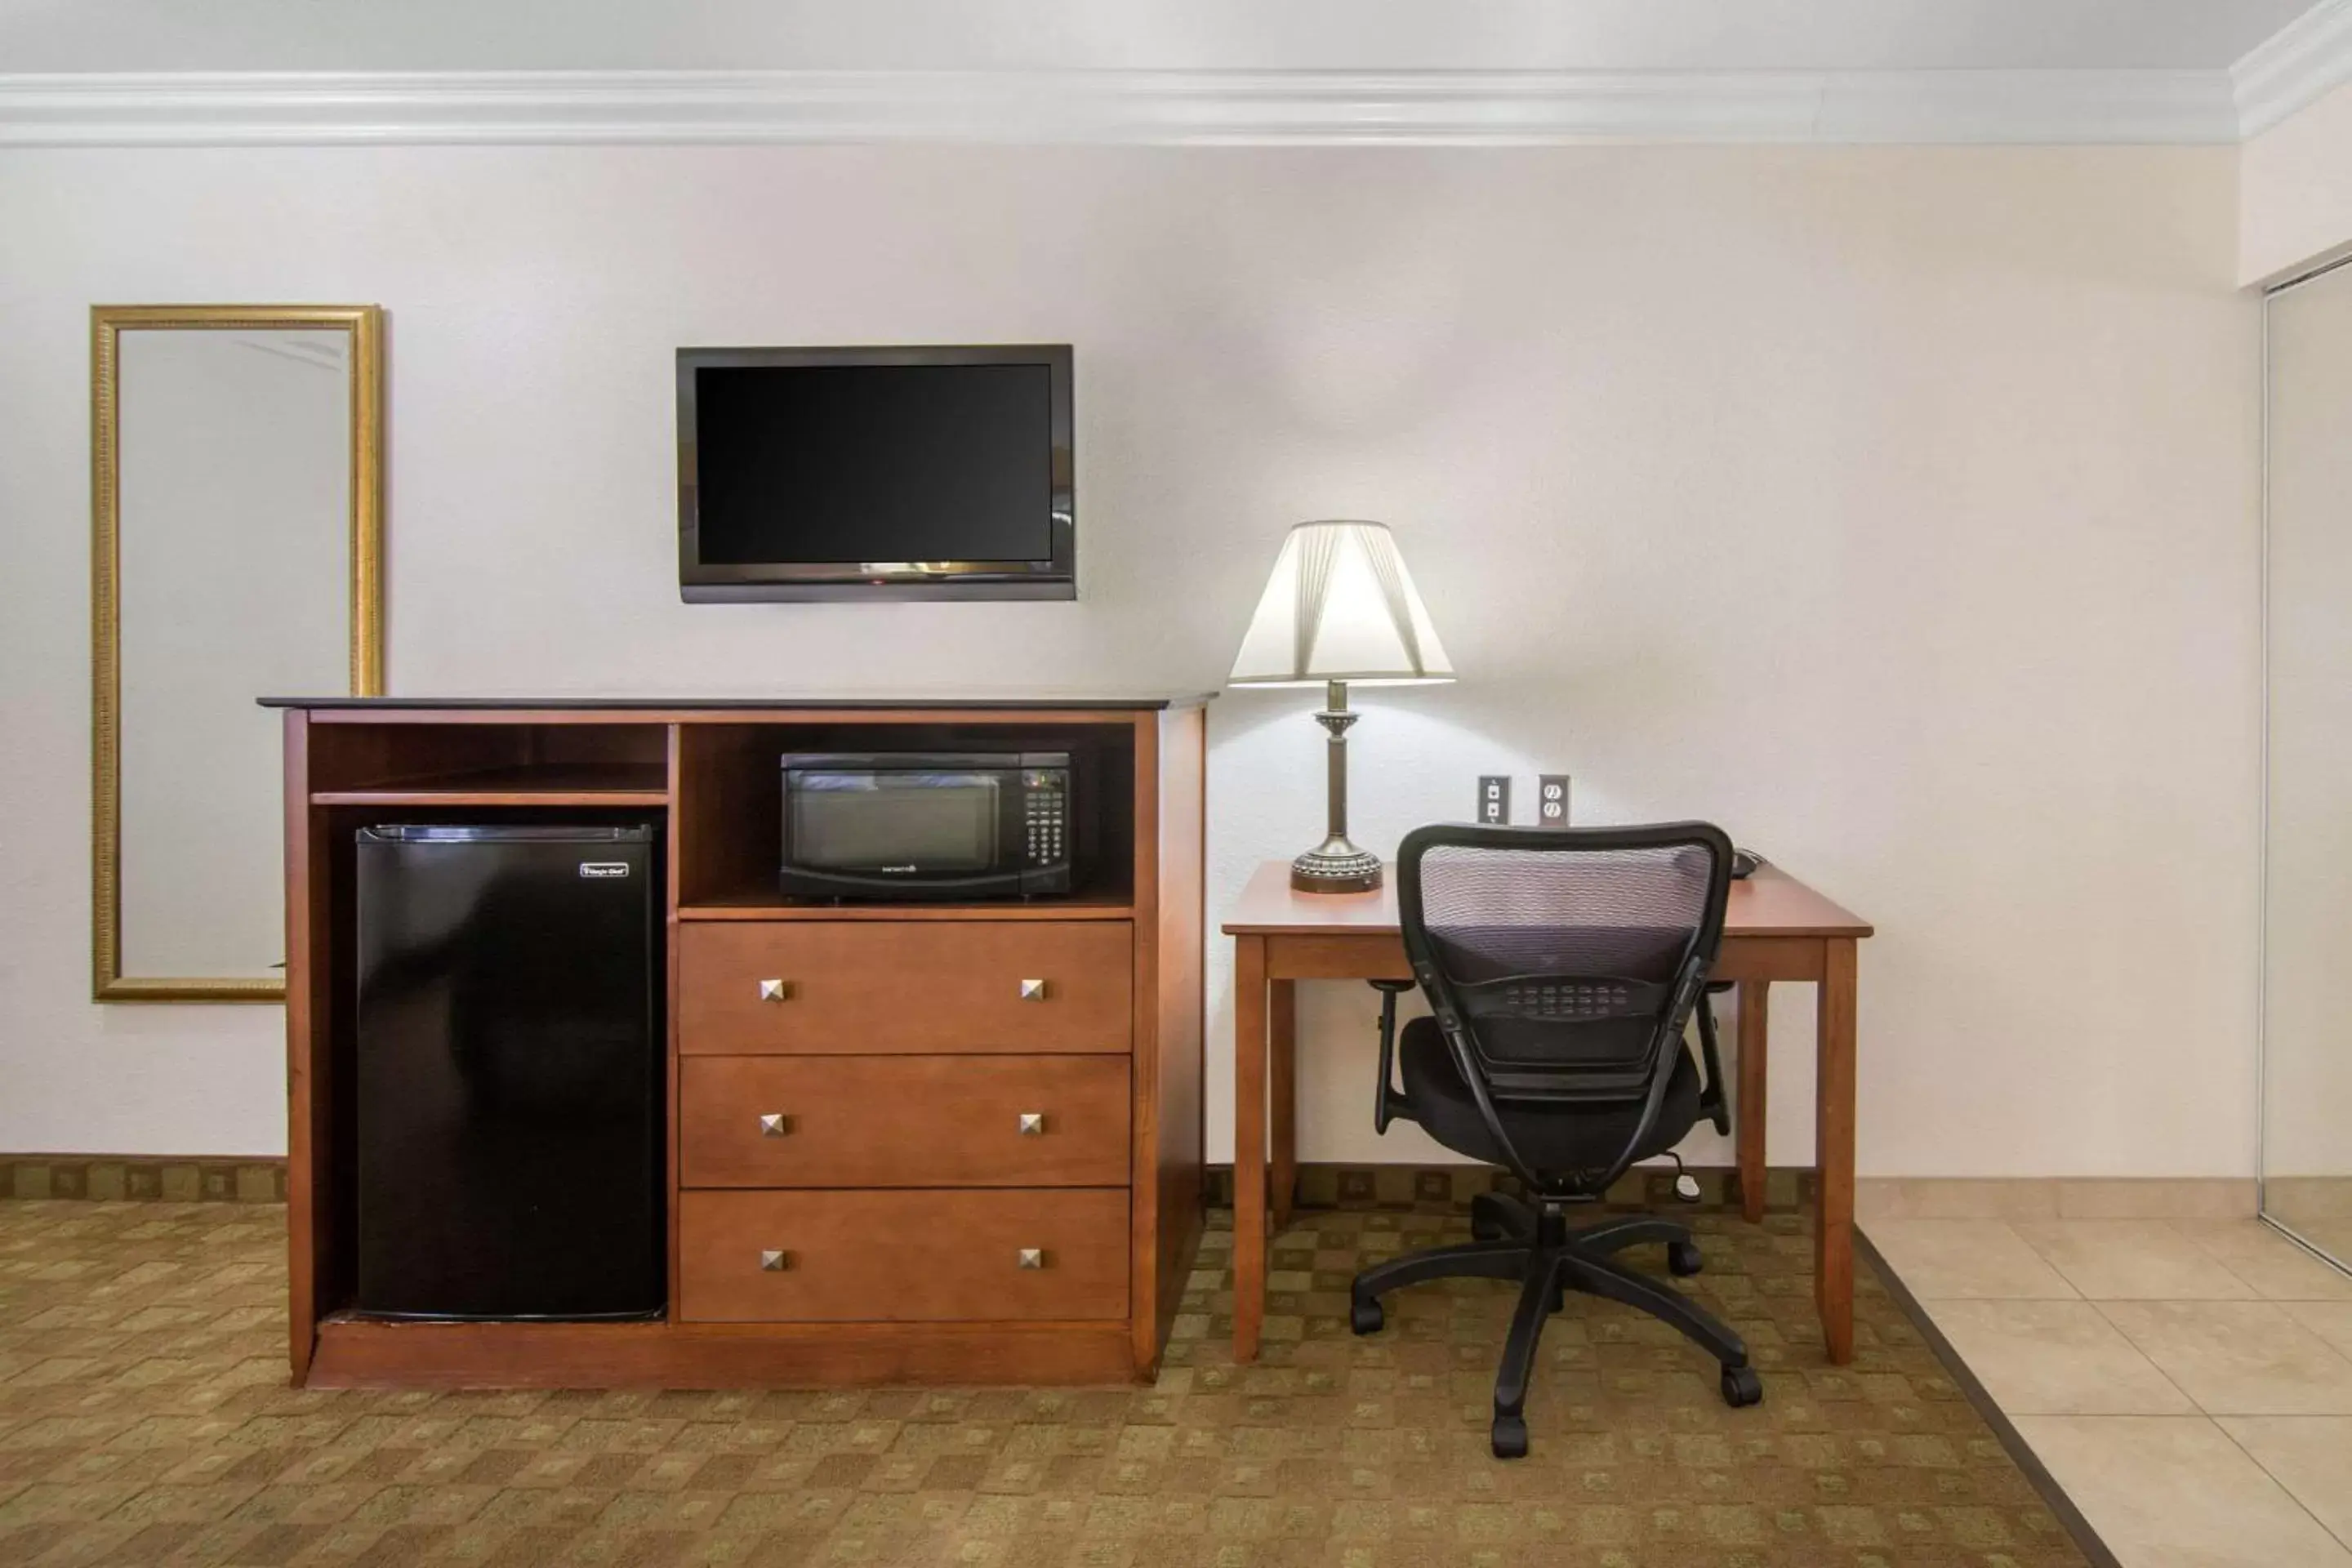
left=1223, top=860, right=1873, bottom=1365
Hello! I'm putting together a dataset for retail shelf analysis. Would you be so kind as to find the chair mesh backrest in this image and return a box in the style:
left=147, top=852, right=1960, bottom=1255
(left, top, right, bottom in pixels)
left=1401, top=826, right=1731, bottom=1099
left=1415, top=843, right=1716, bottom=987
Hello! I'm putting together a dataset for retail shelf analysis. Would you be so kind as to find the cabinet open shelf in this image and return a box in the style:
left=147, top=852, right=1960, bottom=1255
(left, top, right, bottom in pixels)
left=674, top=719, right=1139, bottom=910
left=301, top=719, right=670, bottom=803
left=310, top=761, right=670, bottom=805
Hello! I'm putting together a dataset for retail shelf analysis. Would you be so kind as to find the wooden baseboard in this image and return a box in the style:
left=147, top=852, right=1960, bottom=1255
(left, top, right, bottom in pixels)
left=1, top=1153, right=287, bottom=1202
left=1204, top=1161, right=1815, bottom=1214
left=5, top=1157, right=2260, bottom=1224
left=1855, top=1176, right=2256, bottom=1221
left=1199, top=1165, right=2259, bottom=1223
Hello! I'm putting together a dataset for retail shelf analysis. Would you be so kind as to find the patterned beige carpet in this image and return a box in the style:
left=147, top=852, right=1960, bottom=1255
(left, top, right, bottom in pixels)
left=0, top=1199, right=2086, bottom=1566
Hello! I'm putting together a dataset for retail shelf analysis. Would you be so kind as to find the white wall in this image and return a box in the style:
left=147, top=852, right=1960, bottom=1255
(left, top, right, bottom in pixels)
left=0, top=143, right=2259, bottom=1174
left=2243, top=75, right=2352, bottom=285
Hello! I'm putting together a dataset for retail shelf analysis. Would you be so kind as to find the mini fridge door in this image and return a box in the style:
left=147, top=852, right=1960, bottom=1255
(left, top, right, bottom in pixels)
left=354, top=823, right=663, bottom=1319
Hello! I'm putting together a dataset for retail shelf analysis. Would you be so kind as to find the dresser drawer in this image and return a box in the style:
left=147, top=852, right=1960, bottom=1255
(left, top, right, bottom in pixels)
left=681, top=1056, right=1131, bottom=1188
left=679, top=1189, right=1129, bottom=1322
left=678, top=921, right=1132, bottom=1055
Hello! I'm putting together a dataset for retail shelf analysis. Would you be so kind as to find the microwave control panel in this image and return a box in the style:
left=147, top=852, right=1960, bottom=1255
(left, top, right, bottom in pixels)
left=1022, top=770, right=1068, bottom=866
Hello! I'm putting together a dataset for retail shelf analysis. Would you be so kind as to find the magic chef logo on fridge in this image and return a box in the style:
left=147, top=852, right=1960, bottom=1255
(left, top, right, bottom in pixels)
left=577, top=862, right=632, bottom=880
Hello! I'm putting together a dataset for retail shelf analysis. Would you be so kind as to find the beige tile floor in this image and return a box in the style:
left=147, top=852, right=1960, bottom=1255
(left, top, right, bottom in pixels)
left=1867, top=1215, right=2352, bottom=1568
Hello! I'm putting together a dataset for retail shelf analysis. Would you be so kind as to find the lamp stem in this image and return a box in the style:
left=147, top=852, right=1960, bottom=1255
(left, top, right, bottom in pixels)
left=1291, top=677, right=1382, bottom=893
left=1323, top=678, right=1350, bottom=840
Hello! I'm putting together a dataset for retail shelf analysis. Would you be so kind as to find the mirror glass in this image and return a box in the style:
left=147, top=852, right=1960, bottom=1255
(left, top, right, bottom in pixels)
left=97, top=310, right=380, bottom=999
left=2261, top=261, right=2352, bottom=1270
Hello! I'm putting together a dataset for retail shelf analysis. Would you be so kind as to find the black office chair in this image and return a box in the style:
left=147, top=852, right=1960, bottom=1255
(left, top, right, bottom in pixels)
left=1351, top=822, right=1760, bottom=1458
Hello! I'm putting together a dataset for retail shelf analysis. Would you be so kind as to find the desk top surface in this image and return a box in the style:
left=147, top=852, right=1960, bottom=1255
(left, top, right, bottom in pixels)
left=1223, top=859, right=1873, bottom=939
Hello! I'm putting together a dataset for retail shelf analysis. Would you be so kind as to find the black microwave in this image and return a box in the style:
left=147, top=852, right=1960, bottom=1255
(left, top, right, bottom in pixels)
left=778, top=752, right=1076, bottom=901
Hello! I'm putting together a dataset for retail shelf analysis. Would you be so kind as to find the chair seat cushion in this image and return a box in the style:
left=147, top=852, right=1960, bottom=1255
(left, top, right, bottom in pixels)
left=1397, top=1015, right=1702, bottom=1172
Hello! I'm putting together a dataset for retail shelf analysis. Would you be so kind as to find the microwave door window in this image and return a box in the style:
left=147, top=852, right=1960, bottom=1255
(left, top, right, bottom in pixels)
left=790, top=773, right=999, bottom=872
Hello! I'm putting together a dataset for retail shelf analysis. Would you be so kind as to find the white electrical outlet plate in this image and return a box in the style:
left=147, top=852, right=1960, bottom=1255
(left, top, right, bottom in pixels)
left=1477, top=775, right=1512, bottom=825
left=1537, top=774, right=1571, bottom=826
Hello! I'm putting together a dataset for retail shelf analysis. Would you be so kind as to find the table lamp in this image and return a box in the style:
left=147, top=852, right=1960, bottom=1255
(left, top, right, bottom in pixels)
left=1228, top=520, right=1454, bottom=893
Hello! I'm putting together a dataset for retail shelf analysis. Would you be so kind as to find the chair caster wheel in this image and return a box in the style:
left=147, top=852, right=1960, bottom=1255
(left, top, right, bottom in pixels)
left=1668, top=1239, right=1704, bottom=1276
left=1720, top=1364, right=1763, bottom=1407
left=1350, top=1298, right=1384, bottom=1335
left=1490, top=1414, right=1528, bottom=1459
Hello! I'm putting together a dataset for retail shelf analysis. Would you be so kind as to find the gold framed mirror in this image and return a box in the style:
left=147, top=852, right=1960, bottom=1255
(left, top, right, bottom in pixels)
left=92, top=305, right=384, bottom=1002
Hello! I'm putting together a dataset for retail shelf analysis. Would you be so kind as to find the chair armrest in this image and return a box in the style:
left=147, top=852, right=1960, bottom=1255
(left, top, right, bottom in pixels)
left=1369, top=979, right=1416, bottom=1134
left=1695, top=990, right=1731, bottom=1137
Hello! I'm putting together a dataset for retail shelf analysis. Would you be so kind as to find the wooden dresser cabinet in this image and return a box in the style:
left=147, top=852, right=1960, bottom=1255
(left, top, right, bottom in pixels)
left=270, top=697, right=1206, bottom=1389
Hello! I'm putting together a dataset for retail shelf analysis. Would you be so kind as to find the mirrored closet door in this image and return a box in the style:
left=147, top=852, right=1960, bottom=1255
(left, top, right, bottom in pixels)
left=2263, top=257, right=2352, bottom=1269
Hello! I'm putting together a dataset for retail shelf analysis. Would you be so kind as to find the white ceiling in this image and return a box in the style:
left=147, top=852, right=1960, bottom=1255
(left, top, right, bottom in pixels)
left=0, top=0, right=2321, bottom=74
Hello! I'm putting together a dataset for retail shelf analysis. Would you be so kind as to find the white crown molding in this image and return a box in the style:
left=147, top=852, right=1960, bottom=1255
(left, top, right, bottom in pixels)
left=0, top=67, right=2240, bottom=149
left=2236, top=0, right=2352, bottom=137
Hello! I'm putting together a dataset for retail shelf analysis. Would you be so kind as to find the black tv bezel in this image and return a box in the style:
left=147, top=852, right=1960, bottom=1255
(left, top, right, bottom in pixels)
left=676, top=344, right=1075, bottom=603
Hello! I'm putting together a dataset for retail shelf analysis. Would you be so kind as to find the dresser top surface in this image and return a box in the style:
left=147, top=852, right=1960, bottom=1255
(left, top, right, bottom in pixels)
left=260, top=693, right=1215, bottom=712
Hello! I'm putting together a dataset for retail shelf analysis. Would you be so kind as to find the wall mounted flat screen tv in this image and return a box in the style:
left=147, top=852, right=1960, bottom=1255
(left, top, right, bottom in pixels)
left=678, top=345, right=1074, bottom=601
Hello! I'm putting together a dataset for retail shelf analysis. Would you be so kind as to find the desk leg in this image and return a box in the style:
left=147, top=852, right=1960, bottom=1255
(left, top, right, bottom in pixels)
left=1736, top=981, right=1769, bottom=1225
left=1233, top=935, right=1268, bottom=1365
left=1815, top=939, right=1858, bottom=1365
left=1269, top=980, right=1297, bottom=1232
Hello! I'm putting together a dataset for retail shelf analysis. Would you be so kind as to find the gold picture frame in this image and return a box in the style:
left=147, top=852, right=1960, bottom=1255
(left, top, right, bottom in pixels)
left=91, top=304, right=385, bottom=1002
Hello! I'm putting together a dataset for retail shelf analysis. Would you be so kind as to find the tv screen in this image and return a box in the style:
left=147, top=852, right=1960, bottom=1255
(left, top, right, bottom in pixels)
left=678, top=345, right=1074, bottom=602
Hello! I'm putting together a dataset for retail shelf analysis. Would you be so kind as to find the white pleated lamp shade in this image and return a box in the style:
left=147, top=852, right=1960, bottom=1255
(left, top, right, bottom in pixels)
left=1228, top=521, right=1454, bottom=688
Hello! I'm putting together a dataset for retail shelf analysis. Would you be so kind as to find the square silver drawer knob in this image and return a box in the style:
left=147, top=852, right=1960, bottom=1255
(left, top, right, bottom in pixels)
left=757, top=978, right=791, bottom=1002
left=1017, top=1112, right=1045, bottom=1137
left=1018, top=978, right=1049, bottom=1001
left=759, top=1112, right=790, bottom=1138
left=760, top=1249, right=791, bottom=1272
left=1017, top=1248, right=1045, bottom=1270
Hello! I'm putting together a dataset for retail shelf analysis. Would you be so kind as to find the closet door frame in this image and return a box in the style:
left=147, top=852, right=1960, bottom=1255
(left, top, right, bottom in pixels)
left=2261, top=251, right=2352, bottom=1269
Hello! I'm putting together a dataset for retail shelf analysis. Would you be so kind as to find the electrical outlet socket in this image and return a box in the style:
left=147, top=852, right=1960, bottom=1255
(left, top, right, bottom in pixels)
left=1477, top=775, right=1512, bottom=825
left=1537, top=774, right=1571, bottom=826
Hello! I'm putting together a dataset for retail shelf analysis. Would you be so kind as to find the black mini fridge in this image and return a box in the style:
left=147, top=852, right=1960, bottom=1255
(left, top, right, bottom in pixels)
left=354, top=823, right=664, bottom=1320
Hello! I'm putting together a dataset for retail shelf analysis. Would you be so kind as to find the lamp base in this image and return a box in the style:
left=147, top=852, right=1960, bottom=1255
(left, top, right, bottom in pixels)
left=1291, top=838, right=1382, bottom=894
